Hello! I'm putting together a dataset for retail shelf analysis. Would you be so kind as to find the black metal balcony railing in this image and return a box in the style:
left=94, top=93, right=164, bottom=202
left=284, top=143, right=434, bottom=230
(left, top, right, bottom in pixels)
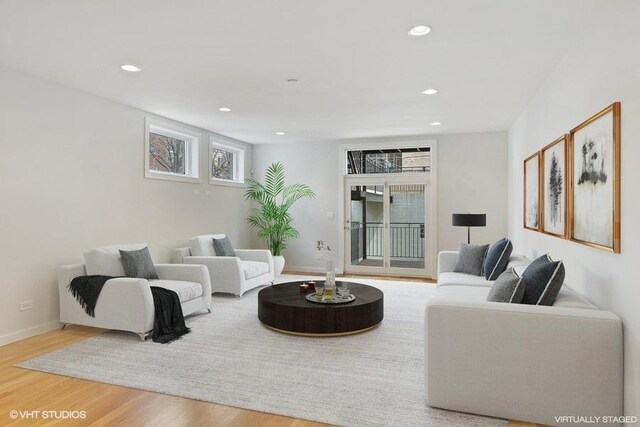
left=350, top=222, right=424, bottom=261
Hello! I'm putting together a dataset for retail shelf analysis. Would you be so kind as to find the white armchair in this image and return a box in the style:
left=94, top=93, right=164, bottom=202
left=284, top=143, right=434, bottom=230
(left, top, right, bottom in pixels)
left=173, top=234, right=274, bottom=297
left=58, top=243, right=212, bottom=340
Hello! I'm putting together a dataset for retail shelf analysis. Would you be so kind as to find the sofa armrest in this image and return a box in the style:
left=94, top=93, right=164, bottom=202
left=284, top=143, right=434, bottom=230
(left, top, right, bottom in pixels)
left=235, top=250, right=274, bottom=274
left=58, top=264, right=88, bottom=323
left=172, top=247, right=191, bottom=263
left=424, top=297, right=623, bottom=425
left=95, top=278, right=154, bottom=331
left=58, top=264, right=87, bottom=289
left=183, top=256, right=244, bottom=290
left=437, top=251, right=459, bottom=276
left=58, top=265, right=155, bottom=333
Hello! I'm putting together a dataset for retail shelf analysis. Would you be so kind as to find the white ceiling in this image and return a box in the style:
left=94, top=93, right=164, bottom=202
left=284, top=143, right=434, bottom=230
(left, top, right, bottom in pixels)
left=0, top=0, right=607, bottom=144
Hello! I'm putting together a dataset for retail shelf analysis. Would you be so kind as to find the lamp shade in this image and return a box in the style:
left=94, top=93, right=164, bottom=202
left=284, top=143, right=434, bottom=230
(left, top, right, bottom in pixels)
left=452, top=213, right=486, bottom=227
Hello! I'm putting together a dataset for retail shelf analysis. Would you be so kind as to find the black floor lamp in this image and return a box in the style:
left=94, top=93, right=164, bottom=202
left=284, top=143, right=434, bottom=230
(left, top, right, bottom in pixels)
left=452, top=213, right=486, bottom=244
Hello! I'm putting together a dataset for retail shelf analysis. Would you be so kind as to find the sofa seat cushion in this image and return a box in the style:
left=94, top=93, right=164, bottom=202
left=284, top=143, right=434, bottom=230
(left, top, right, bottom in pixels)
left=435, top=285, right=491, bottom=301
left=149, top=280, right=203, bottom=303
left=438, top=272, right=493, bottom=288
left=242, top=260, right=269, bottom=280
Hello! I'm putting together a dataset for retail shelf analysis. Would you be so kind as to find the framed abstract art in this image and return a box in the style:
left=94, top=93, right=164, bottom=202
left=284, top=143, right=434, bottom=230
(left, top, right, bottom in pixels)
left=541, top=135, right=568, bottom=238
left=523, top=152, right=541, bottom=231
left=568, top=102, right=621, bottom=253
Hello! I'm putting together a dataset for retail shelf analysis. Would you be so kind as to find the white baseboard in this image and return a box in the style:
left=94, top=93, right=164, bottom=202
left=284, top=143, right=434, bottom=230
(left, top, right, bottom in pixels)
left=0, top=321, right=59, bottom=347
left=283, top=266, right=345, bottom=275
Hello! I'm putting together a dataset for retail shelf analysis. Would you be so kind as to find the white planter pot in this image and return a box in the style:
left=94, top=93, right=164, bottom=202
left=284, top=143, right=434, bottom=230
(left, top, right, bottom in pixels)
left=273, top=255, right=285, bottom=276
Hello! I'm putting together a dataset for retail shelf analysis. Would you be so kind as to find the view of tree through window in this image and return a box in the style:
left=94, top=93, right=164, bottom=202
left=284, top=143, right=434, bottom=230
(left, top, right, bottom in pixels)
left=211, top=148, right=235, bottom=180
left=148, top=132, right=187, bottom=174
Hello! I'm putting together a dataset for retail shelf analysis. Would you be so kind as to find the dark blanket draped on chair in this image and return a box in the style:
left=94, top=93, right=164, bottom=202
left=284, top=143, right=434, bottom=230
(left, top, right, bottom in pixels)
left=68, top=276, right=190, bottom=343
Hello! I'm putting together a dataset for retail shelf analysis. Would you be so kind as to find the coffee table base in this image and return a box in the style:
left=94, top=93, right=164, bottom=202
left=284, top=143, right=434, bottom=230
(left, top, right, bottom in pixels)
left=262, top=322, right=381, bottom=337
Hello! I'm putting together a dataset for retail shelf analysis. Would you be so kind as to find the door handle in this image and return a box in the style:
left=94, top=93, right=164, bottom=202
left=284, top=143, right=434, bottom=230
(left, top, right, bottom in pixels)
left=344, top=226, right=351, bottom=230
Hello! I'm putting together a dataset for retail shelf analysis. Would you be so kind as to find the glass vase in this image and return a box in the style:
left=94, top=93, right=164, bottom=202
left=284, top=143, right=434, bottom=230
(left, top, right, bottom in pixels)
left=324, top=259, right=335, bottom=299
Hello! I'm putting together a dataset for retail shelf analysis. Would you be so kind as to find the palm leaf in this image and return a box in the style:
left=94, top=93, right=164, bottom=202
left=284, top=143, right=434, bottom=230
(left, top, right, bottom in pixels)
left=243, top=162, right=314, bottom=255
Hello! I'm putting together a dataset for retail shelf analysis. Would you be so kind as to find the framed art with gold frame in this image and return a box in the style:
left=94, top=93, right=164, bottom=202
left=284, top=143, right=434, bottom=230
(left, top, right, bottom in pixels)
left=523, top=151, right=541, bottom=231
left=568, top=102, right=621, bottom=253
left=541, top=135, right=568, bottom=238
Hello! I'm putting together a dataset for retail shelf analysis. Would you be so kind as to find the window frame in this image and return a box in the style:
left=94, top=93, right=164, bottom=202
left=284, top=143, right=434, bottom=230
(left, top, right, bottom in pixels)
left=144, top=117, right=201, bottom=183
left=209, top=137, right=245, bottom=187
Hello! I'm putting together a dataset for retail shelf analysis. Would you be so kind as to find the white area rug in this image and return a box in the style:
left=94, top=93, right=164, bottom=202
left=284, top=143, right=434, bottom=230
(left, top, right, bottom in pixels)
left=19, top=275, right=506, bottom=427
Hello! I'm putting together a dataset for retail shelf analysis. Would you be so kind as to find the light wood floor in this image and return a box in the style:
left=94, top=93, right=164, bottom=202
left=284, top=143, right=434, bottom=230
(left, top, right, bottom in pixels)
left=1, top=276, right=543, bottom=427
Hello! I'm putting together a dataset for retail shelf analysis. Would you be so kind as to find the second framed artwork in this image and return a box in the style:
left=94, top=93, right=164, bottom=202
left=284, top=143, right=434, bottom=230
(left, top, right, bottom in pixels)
left=541, top=135, right=568, bottom=238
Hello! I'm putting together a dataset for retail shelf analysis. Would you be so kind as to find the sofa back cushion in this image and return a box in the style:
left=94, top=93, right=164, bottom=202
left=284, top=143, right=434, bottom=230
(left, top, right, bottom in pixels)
left=483, top=238, right=513, bottom=280
left=188, top=234, right=226, bottom=256
left=506, top=254, right=530, bottom=270
left=553, top=287, right=597, bottom=310
left=84, top=243, right=147, bottom=276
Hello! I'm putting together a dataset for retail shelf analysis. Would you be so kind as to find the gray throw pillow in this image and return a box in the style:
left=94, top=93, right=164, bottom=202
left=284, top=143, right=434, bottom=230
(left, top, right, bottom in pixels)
left=453, top=243, right=489, bottom=276
left=213, top=237, right=236, bottom=257
left=486, top=268, right=525, bottom=303
left=520, top=254, right=565, bottom=305
left=119, top=247, right=158, bottom=280
left=483, top=238, right=513, bottom=280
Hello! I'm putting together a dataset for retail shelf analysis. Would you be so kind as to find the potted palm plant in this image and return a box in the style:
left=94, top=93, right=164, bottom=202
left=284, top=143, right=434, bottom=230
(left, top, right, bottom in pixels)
left=244, top=162, right=315, bottom=275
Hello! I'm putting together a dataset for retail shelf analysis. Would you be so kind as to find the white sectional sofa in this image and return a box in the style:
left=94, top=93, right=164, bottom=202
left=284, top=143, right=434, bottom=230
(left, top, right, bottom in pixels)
left=425, top=250, right=624, bottom=427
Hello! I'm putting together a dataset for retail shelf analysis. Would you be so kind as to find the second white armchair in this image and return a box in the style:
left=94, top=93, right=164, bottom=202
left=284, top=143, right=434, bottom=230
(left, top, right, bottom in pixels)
left=173, top=234, right=274, bottom=297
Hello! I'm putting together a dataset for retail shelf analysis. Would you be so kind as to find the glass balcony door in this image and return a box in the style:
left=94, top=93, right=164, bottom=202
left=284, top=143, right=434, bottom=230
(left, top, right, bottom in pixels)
left=345, top=176, right=430, bottom=277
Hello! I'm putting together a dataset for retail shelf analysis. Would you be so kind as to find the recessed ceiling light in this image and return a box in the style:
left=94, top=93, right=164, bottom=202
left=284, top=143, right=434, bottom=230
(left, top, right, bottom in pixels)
left=430, top=121, right=442, bottom=126
left=120, top=64, right=141, bottom=72
left=218, top=107, right=231, bottom=112
left=275, top=132, right=285, bottom=135
left=408, top=25, right=431, bottom=36
left=422, top=88, right=438, bottom=95
left=286, top=79, right=300, bottom=83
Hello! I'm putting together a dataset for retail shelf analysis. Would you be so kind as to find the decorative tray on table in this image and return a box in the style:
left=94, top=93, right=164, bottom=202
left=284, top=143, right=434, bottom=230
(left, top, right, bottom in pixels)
left=304, top=293, right=355, bottom=304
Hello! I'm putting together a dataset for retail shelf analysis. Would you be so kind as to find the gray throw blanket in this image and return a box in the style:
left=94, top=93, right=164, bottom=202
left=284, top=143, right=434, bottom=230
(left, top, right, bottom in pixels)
left=68, top=275, right=190, bottom=343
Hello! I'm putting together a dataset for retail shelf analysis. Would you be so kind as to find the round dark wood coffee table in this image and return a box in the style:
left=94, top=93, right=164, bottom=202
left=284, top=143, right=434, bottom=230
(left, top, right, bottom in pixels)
left=258, top=281, right=384, bottom=336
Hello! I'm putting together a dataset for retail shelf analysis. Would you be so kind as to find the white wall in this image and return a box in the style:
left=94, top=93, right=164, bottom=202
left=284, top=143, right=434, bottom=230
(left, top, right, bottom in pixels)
left=252, top=131, right=508, bottom=275
left=252, top=141, right=340, bottom=273
left=0, top=66, right=253, bottom=344
left=437, top=132, right=508, bottom=251
left=507, top=2, right=639, bottom=416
